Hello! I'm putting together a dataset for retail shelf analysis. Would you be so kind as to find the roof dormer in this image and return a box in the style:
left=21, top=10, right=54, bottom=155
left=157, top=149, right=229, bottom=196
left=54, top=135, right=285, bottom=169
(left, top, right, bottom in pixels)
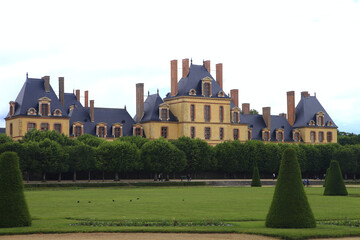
left=38, top=97, right=51, bottom=116
left=159, top=102, right=170, bottom=121
left=201, top=77, right=212, bottom=97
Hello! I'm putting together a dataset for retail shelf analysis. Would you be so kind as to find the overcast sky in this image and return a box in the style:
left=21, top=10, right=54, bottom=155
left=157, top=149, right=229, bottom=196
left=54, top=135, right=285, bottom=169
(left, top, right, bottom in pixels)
left=1, top=0, right=359, bottom=134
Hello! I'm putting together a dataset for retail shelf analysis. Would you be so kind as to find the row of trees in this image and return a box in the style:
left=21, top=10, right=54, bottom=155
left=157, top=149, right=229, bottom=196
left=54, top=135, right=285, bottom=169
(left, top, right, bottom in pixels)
left=0, top=130, right=359, bottom=181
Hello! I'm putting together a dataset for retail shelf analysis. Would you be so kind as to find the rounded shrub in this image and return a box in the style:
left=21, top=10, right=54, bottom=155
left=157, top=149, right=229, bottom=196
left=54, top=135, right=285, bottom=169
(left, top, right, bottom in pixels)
left=251, top=166, right=261, bottom=187
left=0, top=152, right=32, bottom=228
left=266, top=148, right=316, bottom=228
left=323, top=160, right=348, bottom=196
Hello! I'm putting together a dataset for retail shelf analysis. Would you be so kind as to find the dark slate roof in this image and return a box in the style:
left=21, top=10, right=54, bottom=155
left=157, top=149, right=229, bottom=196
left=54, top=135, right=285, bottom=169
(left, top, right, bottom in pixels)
left=293, top=96, right=337, bottom=128
left=7, top=78, right=68, bottom=118
left=240, top=114, right=293, bottom=142
left=165, top=64, right=230, bottom=99
left=140, top=94, right=178, bottom=123
left=0, top=128, right=5, bottom=134
left=69, top=107, right=135, bottom=137
left=64, top=93, right=83, bottom=113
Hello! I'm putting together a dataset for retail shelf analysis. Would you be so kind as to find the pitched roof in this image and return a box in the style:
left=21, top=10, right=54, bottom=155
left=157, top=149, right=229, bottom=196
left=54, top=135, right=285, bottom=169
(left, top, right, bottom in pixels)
left=293, top=96, right=337, bottom=128
left=140, top=93, right=178, bottom=123
left=69, top=107, right=135, bottom=137
left=165, top=64, right=230, bottom=99
left=64, top=93, right=83, bottom=113
left=7, top=77, right=68, bottom=118
left=0, top=128, right=5, bottom=134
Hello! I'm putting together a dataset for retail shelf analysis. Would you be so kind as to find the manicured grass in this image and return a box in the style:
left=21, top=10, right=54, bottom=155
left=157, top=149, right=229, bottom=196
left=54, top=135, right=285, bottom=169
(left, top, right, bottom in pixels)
left=1, top=186, right=360, bottom=239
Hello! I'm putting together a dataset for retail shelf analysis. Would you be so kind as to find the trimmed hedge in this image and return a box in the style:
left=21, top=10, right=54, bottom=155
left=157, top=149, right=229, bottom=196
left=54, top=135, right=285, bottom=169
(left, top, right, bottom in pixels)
left=251, top=166, right=262, bottom=187
left=266, top=148, right=316, bottom=228
left=324, top=160, right=348, bottom=196
left=0, top=152, right=32, bottom=228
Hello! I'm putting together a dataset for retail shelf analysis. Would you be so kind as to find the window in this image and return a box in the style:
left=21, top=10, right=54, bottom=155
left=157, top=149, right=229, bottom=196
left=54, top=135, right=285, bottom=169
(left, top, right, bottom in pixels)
left=233, top=112, right=239, bottom=123
left=190, top=105, right=195, bottom=121
left=135, top=127, right=142, bottom=136
left=317, top=116, right=324, bottom=126
left=276, top=131, right=283, bottom=142
left=10, top=123, right=13, bottom=137
left=98, top=127, right=106, bottom=138
left=219, top=127, right=224, bottom=140
left=319, top=132, right=324, bottom=143
left=203, top=82, right=211, bottom=97
left=27, top=108, right=37, bottom=115
left=190, top=127, right=195, bottom=139
left=160, top=108, right=168, bottom=121
left=204, top=105, right=210, bottom=122
left=248, top=130, right=252, bottom=140
left=233, top=129, right=239, bottom=140
left=114, top=127, right=122, bottom=138
left=327, top=132, right=332, bottom=143
left=41, top=104, right=49, bottom=116
left=41, top=123, right=49, bottom=131
left=219, top=106, right=224, bottom=123
left=309, top=120, right=315, bottom=126
left=294, top=132, right=300, bottom=142
left=161, top=127, right=168, bottom=138
left=310, top=131, right=316, bottom=143
left=263, top=131, right=270, bottom=141
left=54, top=109, right=62, bottom=116
left=54, top=124, right=61, bottom=133
left=74, top=126, right=82, bottom=137
left=205, top=127, right=211, bottom=140
left=27, top=123, right=36, bottom=131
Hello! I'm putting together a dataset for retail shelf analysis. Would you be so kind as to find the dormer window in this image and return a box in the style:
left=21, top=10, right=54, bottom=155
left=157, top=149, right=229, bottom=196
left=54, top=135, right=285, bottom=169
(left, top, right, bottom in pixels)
left=217, top=91, right=225, bottom=97
left=248, top=128, right=252, bottom=140
left=53, top=109, right=62, bottom=116
left=159, top=103, right=170, bottom=121
left=27, top=108, right=37, bottom=116
left=9, top=101, right=15, bottom=117
left=326, top=121, right=334, bottom=127
left=201, top=77, right=212, bottom=97
left=189, top=89, right=196, bottom=96
left=308, top=120, right=315, bottom=126
left=316, top=112, right=325, bottom=126
left=112, top=123, right=123, bottom=138
left=231, top=107, right=241, bottom=123
left=96, top=123, right=107, bottom=138
left=262, top=129, right=270, bottom=141
left=38, top=97, right=51, bottom=117
left=276, top=129, right=284, bottom=142
left=73, top=122, right=83, bottom=137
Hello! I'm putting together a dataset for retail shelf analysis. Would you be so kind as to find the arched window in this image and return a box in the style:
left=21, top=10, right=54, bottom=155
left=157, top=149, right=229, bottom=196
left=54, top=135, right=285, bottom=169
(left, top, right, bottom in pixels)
left=327, top=132, right=332, bottom=143
left=310, top=131, right=316, bottom=143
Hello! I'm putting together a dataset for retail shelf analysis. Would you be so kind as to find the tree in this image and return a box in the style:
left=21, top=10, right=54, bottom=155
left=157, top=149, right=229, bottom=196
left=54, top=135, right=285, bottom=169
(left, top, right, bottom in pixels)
left=0, top=134, right=12, bottom=144
left=116, top=136, right=149, bottom=149
left=66, top=143, right=97, bottom=181
left=38, top=139, right=66, bottom=181
left=251, top=165, right=261, bottom=187
left=323, top=160, right=348, bottom=196
left=214, top=141, right=238, bottom=177
left=21, top=142, right=41, bottom=182
left=0, top=152, right=31, bottom=227
left=334, top=146, right=357, bottom=180
left=266, top=148, right=316, bottom=228
left=77, top=134, right=105, bottom=147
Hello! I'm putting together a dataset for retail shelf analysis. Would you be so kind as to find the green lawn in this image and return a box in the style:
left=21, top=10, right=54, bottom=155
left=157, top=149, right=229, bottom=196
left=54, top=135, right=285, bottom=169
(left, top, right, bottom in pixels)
left=1, top=186, right=360, bottom=239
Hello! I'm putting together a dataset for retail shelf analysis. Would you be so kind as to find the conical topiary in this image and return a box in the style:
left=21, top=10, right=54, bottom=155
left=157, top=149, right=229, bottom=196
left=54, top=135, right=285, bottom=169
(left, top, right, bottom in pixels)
left=324, top=160, right=348, bottom=196
left=0, top=152, right=32, bottom=227
left=323, top=168, right=329, bottom=187
left=266, top=148, right=316, bottom=228
left=251, top=166, right=261, bottom=187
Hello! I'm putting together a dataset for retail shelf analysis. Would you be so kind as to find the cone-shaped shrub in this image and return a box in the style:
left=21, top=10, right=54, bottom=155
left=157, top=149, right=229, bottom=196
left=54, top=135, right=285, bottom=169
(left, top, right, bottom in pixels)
left=323, top=168, right=329, bottom=187
left=266, top=148, right=316, bottom=228
left=251, top=166, right=261, bottom=187
left=0, top=152, right=31, bottom=227
left=324, top=160, right=348, bottom=196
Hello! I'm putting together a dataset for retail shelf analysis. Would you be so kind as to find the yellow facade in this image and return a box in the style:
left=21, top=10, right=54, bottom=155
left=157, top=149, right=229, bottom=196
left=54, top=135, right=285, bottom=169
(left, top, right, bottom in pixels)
left=6, top=116, right=69, bottom=140
left=299, top=127, right=338, bottom=144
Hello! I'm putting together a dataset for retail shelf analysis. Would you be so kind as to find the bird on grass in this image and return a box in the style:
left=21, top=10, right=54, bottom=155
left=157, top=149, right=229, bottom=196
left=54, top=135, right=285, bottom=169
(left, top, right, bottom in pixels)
left=77, top=201, right=80, bottom=203
left=88, top=201, right=91, bottom=203
left=130, top=200, right=132, bottom=202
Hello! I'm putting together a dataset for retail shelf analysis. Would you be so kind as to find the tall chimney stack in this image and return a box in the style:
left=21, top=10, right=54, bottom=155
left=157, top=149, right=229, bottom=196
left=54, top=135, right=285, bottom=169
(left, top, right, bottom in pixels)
left=182, top=58, right=189, bottom=78
left=242, top=103, right=250, bottom=114
left=216, top=63, right=223, bottom=89
left=59, top=77, right=64, bottom=107
left=171, top=60, right=178, bottom=97
left=204, top=60, right=210, bottom=73
left=262, top=107, right=271, bottom=130
left=301, top=91, right=310, bottom=98
left=136, top=83, right=144, bottom=123
left=84, top=90, right=89, bottom=108
left=42, top=76, right=50, bottom=93
left=76, top=89, right=80, bottom=101
left=90, top=100, right=95, bottom=122
left=230, top=89, right=239, bottom=107
left=287, top=91, right=295, bottom=126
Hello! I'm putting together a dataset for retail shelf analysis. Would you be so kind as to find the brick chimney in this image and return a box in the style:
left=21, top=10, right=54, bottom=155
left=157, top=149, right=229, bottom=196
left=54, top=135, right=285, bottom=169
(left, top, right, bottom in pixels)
left=262, top=107, right=271, bottom=129
left=242, top=103, right=250, bottom=114
left=76, top=89, right=80, bottom=101
left=42, top=76, right=50, bottom=93
left=204, top=60, right=210, bottom=73
left=59, top=77, right=64, bottom=107
left=216, top=63, right=223, bottom=89
left=182, top=58, right=189, bottom=78
left=136, top=83, right=144, bottom=123
left=90, top=100, right=95, bottom=122
left=301, top=91, right=310, bottom=98
left=230, top=89, right=239, bottom=107
left=171, top=60, right=178, bottom=97
left=84, top=91, right=89, bottom=107
left=279, top=113, right=287, bottom=118
left=287, top=91, right=295, bottom=126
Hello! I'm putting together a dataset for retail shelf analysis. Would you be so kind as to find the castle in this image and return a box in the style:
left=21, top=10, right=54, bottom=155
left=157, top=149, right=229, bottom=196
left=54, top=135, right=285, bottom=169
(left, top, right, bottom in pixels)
left=3, top=59, right=338, bottom=144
